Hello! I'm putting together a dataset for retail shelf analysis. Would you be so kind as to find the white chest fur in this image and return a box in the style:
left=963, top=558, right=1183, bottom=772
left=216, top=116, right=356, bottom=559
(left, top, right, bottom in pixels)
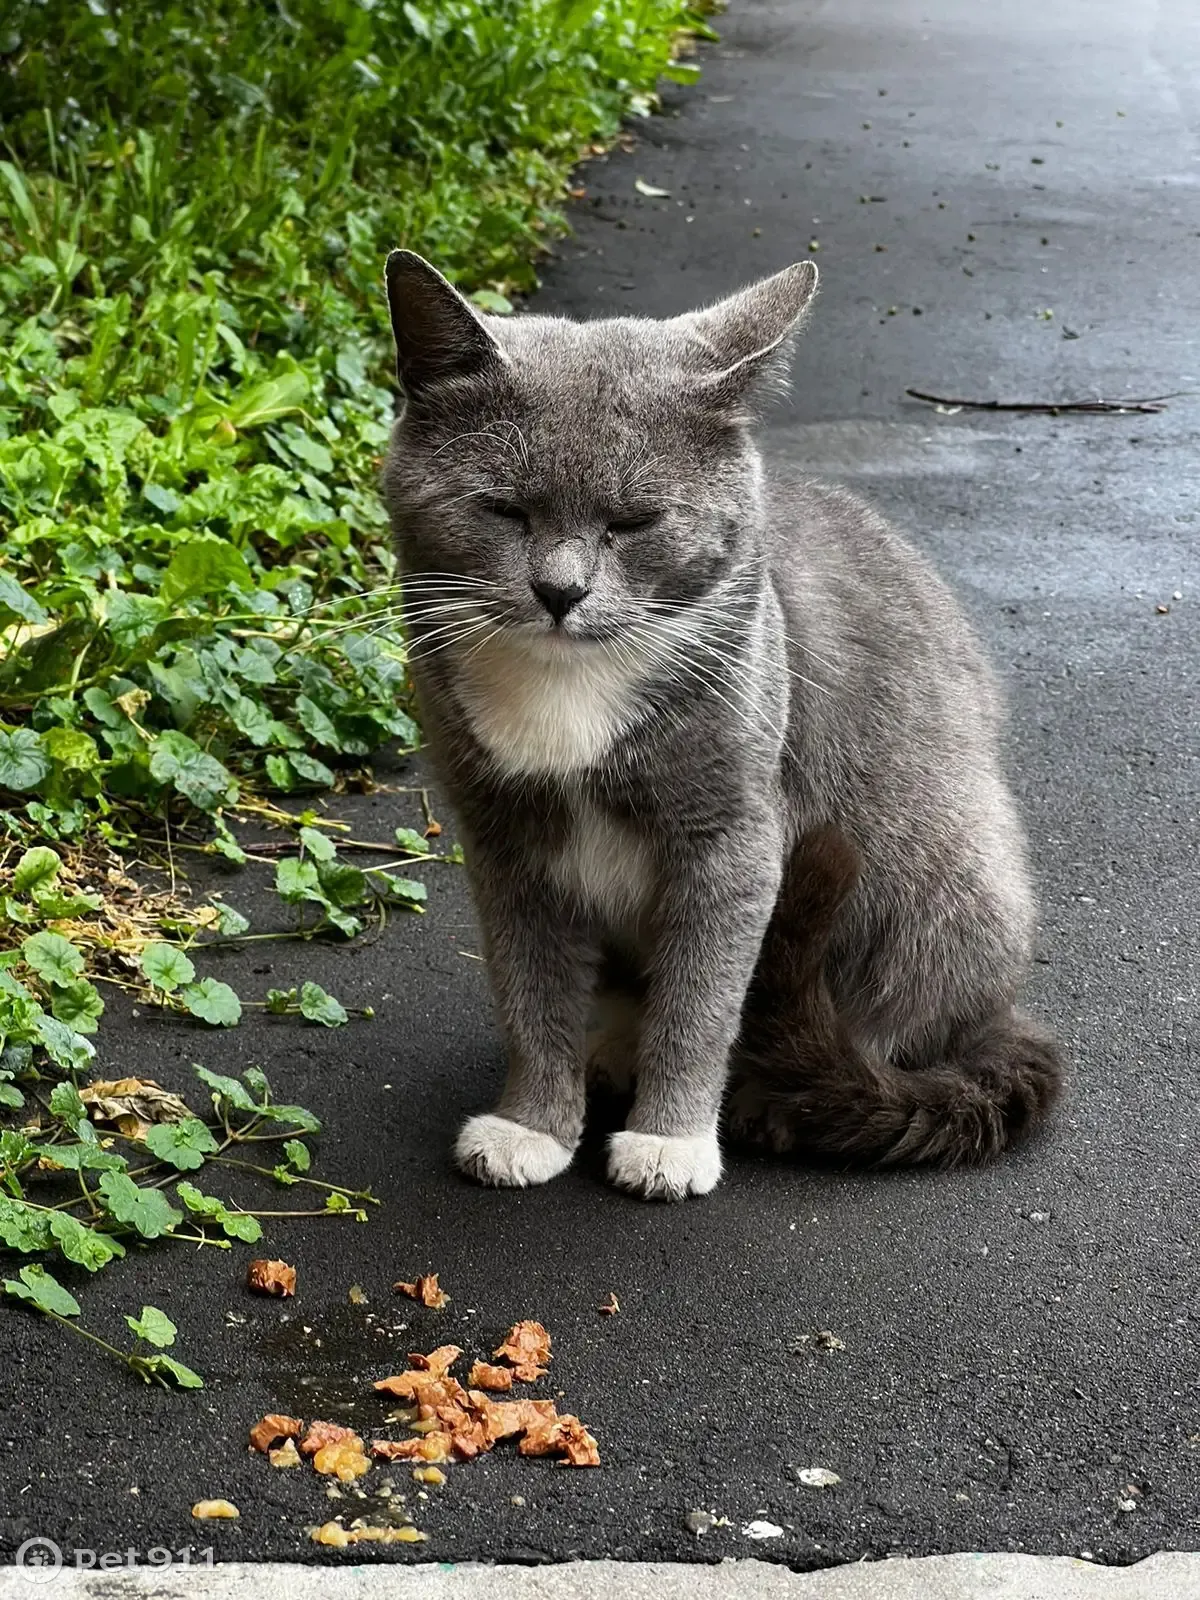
left=550, top=800, right=655, bottom=926
left=454, top=633, right=644, bottom=778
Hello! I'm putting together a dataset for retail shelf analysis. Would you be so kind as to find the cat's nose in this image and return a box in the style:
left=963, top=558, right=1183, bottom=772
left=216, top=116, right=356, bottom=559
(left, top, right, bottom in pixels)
left=531, top=580, right=589, bottom=622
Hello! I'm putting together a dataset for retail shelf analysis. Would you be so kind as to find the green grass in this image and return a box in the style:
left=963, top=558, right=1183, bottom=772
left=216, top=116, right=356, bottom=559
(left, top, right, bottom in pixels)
left=0, top=0, right=705, bottom=841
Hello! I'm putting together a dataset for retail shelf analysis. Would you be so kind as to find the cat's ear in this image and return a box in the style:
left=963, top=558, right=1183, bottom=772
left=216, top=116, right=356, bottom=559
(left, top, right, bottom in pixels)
left=384, top=250, right=506, bottom=396
left=683, top=262, right=818, bottom=405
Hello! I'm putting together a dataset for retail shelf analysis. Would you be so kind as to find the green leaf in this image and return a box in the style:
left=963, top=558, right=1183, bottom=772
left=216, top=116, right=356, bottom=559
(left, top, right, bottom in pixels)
left=275, top=857, right=321, bottom=902
left=160, top=537, right=254, bottom=606
left=97, top=1171, right=182, bottom=1238
left=49, top=978, right=105, bottom=1034
left=298, top=981, right=348, bottom=1028
left=393, top=827, right=431, bottom=856
left=125, top=1305, right=178, bottom=1347
left=317, top=859, right=367, bottom=908
left=224, top=367, right=309, bottom=430
left=379, top=875, right=428, bottom=907
left=0, top=1082, right=23, bottom=1108
left=12, top=846, right=61, bottom=895
left=220, top=1211, right=262, bottom=1242
left=0, top=571, right=49, bottom=625
left=34, top=1014, right=96, bottom=1073
left=470, top=288, right=513, bottom=315
left=242, top=1066, right=269, bottom=1099
left=298, top=825, right=336, bottom=861
left=180, top=978, right=242, bottom=1027
left=257, top=1102, right=321, bottom=1134
left=175, top=1181, right=262, bottom=1242
left=42, top=726, right=100, bottom=775
left=0, top=729, right=49, bottom=792
left=4, top=1264, right=81, bottom=1317
left=21, top=931, right=85, bottom=985
left=29, top=1142, right=126, bottom=1174
left=0, top=1195, right=55, bottom=1253
left=282, top=1138, right=310, bottom=1172
left=213, top=902, right=250, bottom=936
left=211, top=817, right=248, bottom=865
left=194, top=1064, right=256, bottom=1111
left=49, top=1212, right=125, bottom=1271
left=149, top=731, right=239, bottom=812
left=287, top=752, right=335, bottom=787
left=48, top=1080, right=87, bottom=1127
left=140, top=942, right=196, bottom=993
left=294, top=695, right=340, bottom=750
left=138, top=1352, right=205, bottom=1389
left=143, top=1117, right=219, bottom=1170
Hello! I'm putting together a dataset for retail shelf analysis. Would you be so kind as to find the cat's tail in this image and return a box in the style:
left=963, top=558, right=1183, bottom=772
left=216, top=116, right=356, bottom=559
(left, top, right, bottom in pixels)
left=731, top=828, right=1064, bottom=1169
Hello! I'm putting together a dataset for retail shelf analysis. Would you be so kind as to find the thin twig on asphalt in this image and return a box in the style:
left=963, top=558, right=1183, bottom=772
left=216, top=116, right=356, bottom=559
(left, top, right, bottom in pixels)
left=905, top=387, right=1178, bottom=415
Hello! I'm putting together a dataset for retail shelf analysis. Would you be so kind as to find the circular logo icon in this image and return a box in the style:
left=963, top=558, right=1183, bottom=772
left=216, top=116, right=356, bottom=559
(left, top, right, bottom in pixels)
left=14, top=1537, right=63, bottom=1584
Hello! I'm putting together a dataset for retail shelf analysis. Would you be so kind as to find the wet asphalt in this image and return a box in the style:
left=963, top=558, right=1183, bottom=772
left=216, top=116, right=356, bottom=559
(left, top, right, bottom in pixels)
left=1, top=0, right=1197, bottom=1576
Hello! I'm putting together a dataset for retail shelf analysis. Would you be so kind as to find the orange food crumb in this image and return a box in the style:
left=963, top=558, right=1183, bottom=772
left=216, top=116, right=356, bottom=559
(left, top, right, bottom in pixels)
left=248, top=1413, right=303, bottom=1454
left=467, top=1361, right=513, bottom=1392
left=299, top=1420, right=357, bottom=1457
left=494, top=1319, right=551, bottom=1381
left=246, top=1259, right=296, bottom=1297
left=393, top=1272, right=450, bottom=1308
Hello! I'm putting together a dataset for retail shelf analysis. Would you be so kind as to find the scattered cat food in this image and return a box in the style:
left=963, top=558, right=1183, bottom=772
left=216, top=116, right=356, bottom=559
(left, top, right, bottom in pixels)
left=372, top=1435, right=453, bottom=1464
left=742, top=1519, right=783, bottom=1539
left=494, top=1319, right=552, bottom=1381
left=519, top=1412, right=600, bottom=1468
left=299, top=1420, right=358, bottom=1457
left=393, top=1272, right=450, bottom=1308
left=685, top=1509, right=716, bottom=1536
left=413, top=1466, right=447, bottom=1485
left=468, top=1360, right=514, bottom=1392
left=371, top=1343, right=597, bottom=1467
left=247, top=1259, right=296, bottom=1297
left=348, top=1284, right=368, bottom=1305
left=312, top=1435, right=371, bottom=1483
left=598, top=1293, right=620, bottom=1316
left=269, top=1439, right=302, bottom=1469
left=192, top=1500, right=239, bottom=1520
left=634, top=177, right=670, bottom=198
left=797, top=1466, right=842, bottom=1488
left=249, top=1413, right=304, bottom=1453
left=311, top=1521, right=426, bottom=1547
left=409, top=1344, right=462, bottom=1375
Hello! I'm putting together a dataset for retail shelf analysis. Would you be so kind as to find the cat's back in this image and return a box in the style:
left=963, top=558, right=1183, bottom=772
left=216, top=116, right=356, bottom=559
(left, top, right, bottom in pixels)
left=762, top=467, right=999, bottom=718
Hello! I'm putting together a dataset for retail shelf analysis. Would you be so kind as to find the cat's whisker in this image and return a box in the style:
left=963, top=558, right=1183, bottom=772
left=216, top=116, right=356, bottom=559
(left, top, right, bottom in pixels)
left=406, top=614, right=499, bottom=664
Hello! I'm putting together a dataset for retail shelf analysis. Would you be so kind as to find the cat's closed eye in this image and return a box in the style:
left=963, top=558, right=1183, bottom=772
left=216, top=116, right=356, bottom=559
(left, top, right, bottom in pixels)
left=486, top=499, right=528, bottom=524
left=606, top=511, right=662, bottom=536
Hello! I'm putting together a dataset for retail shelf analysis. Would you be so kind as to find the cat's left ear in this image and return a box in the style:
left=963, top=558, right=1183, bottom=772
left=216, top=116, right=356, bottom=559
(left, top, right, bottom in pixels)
left=681, top=262, right=818, bottom=405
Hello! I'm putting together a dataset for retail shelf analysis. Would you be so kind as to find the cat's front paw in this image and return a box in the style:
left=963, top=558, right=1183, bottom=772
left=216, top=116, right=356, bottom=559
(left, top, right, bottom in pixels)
left=607, top=1129, right=722, bottom=1201
left=455, top=1113, right=576, bottom=1188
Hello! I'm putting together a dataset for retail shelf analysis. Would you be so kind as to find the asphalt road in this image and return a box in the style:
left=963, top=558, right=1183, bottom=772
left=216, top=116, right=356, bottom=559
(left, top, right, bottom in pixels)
left=2, top=0, right=1197, bottom=1576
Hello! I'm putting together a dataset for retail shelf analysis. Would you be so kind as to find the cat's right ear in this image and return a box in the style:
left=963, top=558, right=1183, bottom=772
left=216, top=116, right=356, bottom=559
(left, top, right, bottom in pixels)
left=384, top=250, right=506, bottom=397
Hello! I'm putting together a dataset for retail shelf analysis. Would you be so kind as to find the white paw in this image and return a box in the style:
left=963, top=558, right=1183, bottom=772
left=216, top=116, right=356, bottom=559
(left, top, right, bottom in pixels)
left=607, top=1129, right=722, bottom=1201
left=455, top=1114, right=576, bottom=1188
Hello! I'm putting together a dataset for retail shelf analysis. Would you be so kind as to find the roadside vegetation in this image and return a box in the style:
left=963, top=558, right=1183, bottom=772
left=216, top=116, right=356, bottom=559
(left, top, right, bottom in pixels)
left=0, top=0, right=706, bottom=1361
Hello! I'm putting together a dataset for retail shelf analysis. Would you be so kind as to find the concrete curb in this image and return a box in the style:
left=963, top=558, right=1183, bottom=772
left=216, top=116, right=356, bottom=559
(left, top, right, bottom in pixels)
left=2, top=1555, right=1199, bottom=1600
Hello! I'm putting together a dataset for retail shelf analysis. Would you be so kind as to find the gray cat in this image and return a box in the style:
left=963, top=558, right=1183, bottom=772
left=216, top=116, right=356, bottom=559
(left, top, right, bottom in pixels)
left=380, top=249, right=1063, bottom=1201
